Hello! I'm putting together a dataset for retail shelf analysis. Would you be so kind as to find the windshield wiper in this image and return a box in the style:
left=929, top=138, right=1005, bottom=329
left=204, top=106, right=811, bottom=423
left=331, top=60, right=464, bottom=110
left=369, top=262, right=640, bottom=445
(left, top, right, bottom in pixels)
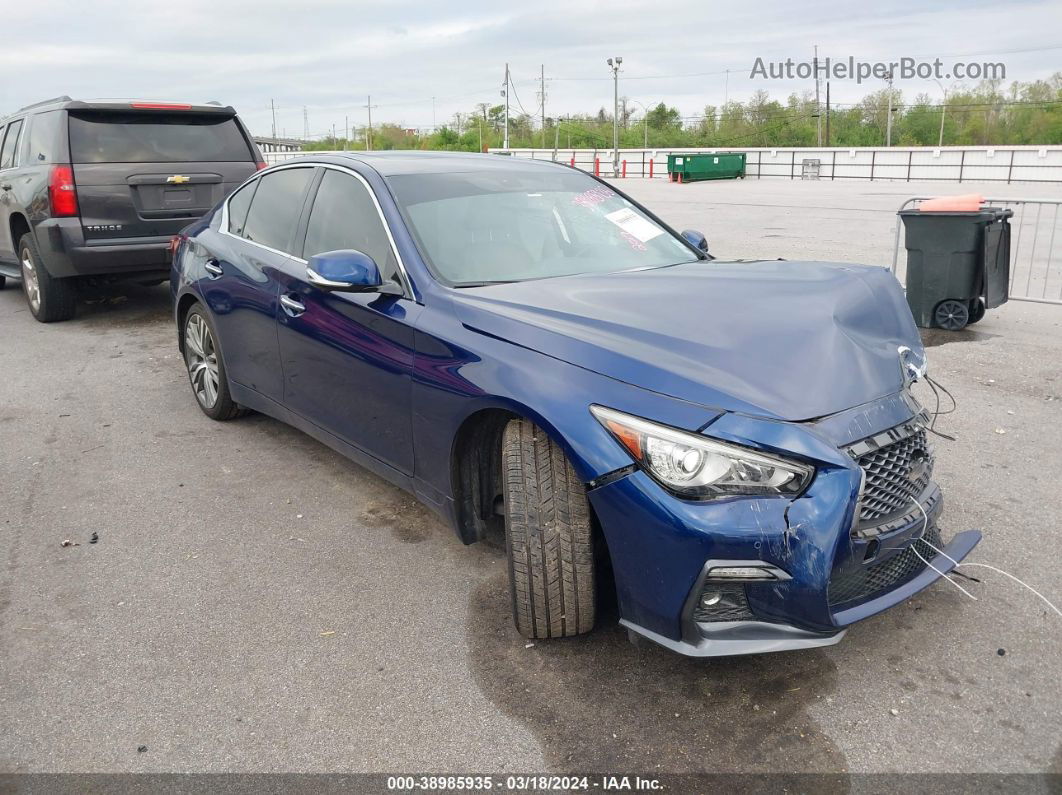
left=453, top=280, right=521, bottom=288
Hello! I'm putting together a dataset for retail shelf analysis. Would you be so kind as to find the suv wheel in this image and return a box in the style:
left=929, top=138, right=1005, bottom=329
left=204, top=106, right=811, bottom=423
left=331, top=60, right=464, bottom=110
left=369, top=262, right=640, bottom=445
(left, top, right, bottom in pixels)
left=182, top=305, right=246, bottom=421
left=502, top=418, right=597, bottom=639
left=20, top=234, right=76, bottom=322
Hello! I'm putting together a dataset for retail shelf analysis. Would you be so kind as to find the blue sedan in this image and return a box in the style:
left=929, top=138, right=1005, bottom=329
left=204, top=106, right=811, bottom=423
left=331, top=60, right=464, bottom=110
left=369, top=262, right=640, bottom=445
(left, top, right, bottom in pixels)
left=170, top=152, right=980, bottom=657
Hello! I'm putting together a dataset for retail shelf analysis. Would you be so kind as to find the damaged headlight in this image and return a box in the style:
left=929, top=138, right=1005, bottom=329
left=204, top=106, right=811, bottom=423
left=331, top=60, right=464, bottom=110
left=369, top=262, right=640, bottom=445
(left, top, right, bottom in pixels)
left=590, top=405, right=813, bottom=499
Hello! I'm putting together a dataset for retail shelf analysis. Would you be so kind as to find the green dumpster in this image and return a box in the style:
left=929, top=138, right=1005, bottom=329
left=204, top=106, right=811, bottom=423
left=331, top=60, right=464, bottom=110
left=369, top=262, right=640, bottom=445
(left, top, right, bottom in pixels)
left=667, top=152, right=746, bottom=182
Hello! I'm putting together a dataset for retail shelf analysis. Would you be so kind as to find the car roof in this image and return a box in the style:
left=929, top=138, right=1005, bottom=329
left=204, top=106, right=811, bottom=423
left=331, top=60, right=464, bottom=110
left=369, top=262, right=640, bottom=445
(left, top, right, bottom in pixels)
left=295, top=151, right=569, bottom=177
left=6, top=97, right=236, bottom=119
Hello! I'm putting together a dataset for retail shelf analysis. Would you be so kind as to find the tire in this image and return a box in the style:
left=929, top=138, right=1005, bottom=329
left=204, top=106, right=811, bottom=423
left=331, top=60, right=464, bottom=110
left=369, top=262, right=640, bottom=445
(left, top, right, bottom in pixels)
left=20, top=234, right=76, bottom=322
left=0, top=275, right=6, bottom=289
left=502, top=418, right=596, bottom=639
left=967, top=298, right=986, bottom=325
left=933, top=299, right=969, bottom=331
left=181, top=305, right=246, bottom=421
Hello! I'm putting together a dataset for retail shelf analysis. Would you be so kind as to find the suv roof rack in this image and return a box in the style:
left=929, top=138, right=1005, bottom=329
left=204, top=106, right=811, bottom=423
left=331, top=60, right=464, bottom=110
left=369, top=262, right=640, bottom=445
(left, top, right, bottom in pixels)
left=17, top=95, right=73, bottom=112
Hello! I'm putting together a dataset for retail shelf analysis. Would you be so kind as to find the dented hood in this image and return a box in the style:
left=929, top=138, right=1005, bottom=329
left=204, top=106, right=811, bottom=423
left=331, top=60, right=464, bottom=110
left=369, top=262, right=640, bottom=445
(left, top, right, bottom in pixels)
left=451, top=259, right=924, bottom=421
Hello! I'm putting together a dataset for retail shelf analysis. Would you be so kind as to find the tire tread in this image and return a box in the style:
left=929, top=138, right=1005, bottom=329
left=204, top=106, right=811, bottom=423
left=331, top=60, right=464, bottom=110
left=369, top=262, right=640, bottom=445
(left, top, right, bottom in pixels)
left=503, top=419, right=595, bottom=638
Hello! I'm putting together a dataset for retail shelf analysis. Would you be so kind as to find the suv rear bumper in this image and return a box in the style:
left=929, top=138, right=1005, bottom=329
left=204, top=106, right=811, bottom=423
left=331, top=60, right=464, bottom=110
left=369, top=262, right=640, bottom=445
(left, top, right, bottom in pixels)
left=33, top=218, right=171, bottom=279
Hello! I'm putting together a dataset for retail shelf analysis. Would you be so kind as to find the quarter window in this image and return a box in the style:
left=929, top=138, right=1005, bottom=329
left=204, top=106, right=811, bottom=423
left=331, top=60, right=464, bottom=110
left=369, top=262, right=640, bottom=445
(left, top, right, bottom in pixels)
left=25, top=111, right=63, bottom=164
left=241, top=167, right=314, bottom=254
left=303, top=170, right=399, bottom=282
left=226, top=179, right=258, bottom=237
left=0, top=119, right=24, bottom=169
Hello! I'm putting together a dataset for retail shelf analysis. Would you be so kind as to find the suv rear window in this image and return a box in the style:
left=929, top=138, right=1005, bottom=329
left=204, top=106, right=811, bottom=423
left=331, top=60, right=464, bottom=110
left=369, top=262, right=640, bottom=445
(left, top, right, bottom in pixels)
left=68, top=112, right=252, bottom=164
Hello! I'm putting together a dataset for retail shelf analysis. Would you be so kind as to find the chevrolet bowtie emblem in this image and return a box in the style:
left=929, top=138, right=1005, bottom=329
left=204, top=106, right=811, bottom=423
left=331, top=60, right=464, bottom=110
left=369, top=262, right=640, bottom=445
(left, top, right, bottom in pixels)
left=167, top=175, right=191, bottom=184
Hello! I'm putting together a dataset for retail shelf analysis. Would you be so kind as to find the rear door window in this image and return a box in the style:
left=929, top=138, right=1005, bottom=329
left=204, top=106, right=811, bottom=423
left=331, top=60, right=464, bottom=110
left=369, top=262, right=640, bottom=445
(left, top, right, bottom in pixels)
left=68, top=112, right=253, bottom=163
left=0, top=119, right=24, bottom=169
left=241, top=168, right=315, bottom=254
left=302, top=170, right=399, bottom=281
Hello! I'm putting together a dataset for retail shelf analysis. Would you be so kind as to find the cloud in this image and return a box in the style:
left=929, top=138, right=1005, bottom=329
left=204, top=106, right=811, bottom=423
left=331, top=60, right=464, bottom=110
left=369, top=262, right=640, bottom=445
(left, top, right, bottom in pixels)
left=2, top=0, right=1059, bottom=138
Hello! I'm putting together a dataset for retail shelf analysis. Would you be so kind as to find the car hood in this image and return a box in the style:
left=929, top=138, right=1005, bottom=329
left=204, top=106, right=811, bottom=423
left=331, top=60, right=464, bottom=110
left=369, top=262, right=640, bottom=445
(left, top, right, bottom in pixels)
left=450, top=259, right=924, bottom=422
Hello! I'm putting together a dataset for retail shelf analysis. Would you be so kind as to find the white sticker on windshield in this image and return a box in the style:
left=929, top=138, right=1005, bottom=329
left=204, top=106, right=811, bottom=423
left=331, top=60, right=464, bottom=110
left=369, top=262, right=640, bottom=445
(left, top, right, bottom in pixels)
left=604, top=208, right=664, bottom=243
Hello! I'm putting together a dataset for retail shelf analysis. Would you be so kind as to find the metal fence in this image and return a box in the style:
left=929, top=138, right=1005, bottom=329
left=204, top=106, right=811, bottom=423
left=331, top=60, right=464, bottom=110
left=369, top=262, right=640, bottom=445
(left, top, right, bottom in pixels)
left=491, top=146, right=1062, bottom=184
left=264, top=146, right=1062, bottom=184
left=891, top=197, right=1062, bottom=305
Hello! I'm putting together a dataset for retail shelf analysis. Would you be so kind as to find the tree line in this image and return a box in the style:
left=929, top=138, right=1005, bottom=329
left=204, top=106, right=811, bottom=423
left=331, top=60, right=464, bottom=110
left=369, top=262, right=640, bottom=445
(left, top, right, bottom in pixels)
left=303, top=74, right=1062, bottom=153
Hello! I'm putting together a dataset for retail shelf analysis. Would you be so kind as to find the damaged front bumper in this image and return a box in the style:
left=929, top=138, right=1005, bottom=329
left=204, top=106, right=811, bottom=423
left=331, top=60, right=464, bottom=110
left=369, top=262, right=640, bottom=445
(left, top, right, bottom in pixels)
left=587, top=391, right=982, bottom=658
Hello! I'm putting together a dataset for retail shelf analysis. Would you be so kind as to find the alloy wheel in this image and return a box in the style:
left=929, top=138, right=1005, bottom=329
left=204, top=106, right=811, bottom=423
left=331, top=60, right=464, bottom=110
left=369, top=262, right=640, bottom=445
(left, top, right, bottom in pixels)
left=21, top=250, right=41, bottom=313
left=184, top=314, right=221, bottom=408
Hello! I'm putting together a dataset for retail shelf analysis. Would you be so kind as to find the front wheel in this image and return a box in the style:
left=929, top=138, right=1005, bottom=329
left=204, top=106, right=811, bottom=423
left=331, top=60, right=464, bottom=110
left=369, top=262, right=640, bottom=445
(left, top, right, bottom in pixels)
left=502, top=418, right=596, bottom=639
left=182, top=306, right=245, bottom=421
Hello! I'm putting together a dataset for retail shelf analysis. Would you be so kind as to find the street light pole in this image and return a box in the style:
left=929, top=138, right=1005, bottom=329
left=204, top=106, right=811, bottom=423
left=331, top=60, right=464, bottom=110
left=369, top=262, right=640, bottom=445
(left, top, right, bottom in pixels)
left=885, top=68, right=894, bottom=147
left=933, top=79, right=951, bottom=147
left=502, top=63, right=510, bottom=150
left=607, top=56, right=622, bottom=174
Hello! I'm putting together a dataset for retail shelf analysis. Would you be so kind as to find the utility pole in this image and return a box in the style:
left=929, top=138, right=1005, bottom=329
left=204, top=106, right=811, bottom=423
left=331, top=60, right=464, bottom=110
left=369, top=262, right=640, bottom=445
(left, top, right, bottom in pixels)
left=270, top=98, right=277, bottom=139
left=432, top=96, right=437, bottom=132
left=364, top=95, right=377, bottom=151
left=825, top=82, right=831, bottom=146
left=814, top=45, right=822, bottom=147
left=303, top=106, right=309, bottom=140
left=607, top=56, right=622, bottom=174
left=502, top=63, right=510, bottom=150
left=885, top=68, right=894, bottom=147
left=540, top=64, right=546, bottom=149
left=344, top=115, right=349, bottom=148
left=332, top=123, right=336, bottom=149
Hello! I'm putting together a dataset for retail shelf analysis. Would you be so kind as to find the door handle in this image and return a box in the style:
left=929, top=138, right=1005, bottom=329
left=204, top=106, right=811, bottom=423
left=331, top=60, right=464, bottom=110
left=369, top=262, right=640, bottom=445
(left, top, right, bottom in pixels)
left=280, top=293, right=306, bottom=317
left=203, top=259, right=223, bottom=278
left=1, top=184, right=11, bottom=191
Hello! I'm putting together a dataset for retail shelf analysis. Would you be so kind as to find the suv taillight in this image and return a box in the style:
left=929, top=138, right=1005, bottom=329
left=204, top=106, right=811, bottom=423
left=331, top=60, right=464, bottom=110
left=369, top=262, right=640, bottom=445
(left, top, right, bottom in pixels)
left=255, top=161, right=267, bottom=171
left=49, top=165, right=79, bottom=217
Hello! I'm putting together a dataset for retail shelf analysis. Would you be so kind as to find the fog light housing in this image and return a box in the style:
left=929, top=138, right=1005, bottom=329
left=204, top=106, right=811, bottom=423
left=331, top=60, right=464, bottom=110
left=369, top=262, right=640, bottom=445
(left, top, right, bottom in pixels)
left=692, top=584, right=755, bottom=623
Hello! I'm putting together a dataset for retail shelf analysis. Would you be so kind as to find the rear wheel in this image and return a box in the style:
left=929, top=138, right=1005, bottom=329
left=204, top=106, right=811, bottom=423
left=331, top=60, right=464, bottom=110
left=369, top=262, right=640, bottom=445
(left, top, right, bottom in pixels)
left=20, top=234, right=76, bottom=322
left=502, top=418, right=596, bottom=639
left=182, top=306, right=245, bottom=421
left=0, top=275, right=6, bottom=289
left=967, top=298, right=986, bottom=325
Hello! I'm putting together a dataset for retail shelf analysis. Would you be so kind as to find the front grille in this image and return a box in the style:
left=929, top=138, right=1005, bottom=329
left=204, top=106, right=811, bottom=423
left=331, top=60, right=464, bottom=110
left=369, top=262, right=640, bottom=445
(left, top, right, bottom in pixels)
left=828, top=525, right=943, bottom=606
left=853, top=427, right=934, bottom=524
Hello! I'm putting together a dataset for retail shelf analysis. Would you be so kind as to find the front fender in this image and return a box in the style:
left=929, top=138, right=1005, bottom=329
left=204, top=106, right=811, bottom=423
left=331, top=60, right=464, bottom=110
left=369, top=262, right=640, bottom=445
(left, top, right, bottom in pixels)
left=410, top=300, right=723, bottom=503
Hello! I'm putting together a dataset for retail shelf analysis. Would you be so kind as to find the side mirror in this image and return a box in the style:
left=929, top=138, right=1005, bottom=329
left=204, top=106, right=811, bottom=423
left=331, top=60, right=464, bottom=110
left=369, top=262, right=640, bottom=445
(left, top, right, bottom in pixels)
left=681, top=229, right=712, bottom=258
left=306, top=250, right=401, bottom=295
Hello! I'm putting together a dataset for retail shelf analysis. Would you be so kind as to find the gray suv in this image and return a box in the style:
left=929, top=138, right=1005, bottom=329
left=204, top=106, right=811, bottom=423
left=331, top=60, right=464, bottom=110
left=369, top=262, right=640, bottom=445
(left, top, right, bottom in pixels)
left=0, top=97, right=264, bottom=321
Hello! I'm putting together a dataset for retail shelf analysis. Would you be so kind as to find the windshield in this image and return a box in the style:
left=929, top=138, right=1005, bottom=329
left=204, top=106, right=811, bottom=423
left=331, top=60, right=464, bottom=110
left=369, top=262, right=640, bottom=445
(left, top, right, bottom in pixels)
left=387, top=168, right=698, bottom=286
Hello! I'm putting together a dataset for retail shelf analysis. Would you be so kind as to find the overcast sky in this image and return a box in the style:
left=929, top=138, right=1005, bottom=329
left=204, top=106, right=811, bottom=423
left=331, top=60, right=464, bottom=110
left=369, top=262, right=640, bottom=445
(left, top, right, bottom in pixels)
left=3, top=0, right=1060, bottom=139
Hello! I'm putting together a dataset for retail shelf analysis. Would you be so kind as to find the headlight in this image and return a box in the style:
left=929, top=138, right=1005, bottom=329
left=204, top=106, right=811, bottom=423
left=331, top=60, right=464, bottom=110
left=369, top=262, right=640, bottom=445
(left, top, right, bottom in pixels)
left=590, top=405, right=813, bottom=499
